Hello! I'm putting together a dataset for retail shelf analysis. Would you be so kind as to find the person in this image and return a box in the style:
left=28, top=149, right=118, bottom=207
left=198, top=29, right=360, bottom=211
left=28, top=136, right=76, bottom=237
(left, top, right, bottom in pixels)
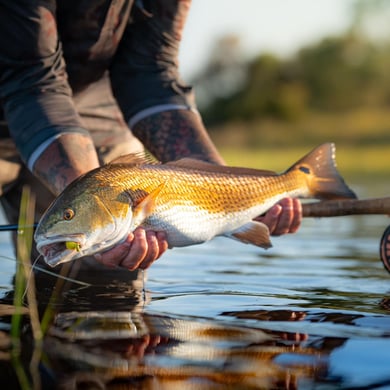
left=0, top=0, right=302, bottom=271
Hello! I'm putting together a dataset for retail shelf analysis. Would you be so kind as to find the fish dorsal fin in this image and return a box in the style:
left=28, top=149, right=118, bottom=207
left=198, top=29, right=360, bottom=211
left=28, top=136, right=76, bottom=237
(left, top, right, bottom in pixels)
left=109, top=152, right=159, bottom=166
left=227, top=221, right=272, bottom=249
left=166, top=158, right=277, bottom=177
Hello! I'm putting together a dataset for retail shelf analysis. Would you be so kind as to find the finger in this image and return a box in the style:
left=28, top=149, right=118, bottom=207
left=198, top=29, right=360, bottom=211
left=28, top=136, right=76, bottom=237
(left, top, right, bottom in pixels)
left=156, top=231, right=169, bottom=259
left=272, top=198, right=294, bottom=236
left=289, top=198, right=302, bottom=233
left=138, top=231, right=160, bottom=270
left=121, top=228, right=148, bottom=270
left=139, top=231, right=169, bottom=269
left=258, top=203, right=283, bottom=235
left=94, top=233, right=134, bottom=267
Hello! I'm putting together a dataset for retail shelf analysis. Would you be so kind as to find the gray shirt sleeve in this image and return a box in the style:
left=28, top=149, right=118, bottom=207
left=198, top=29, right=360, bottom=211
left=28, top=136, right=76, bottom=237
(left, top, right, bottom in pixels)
left=0, top=1, right=88, bottom=166
left=110, top=0, right=197, bottom=124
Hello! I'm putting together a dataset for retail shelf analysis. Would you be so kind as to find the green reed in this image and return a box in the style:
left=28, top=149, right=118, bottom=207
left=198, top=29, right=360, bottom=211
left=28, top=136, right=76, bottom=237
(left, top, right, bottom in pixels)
left=11, top=186, right=42, bottom=390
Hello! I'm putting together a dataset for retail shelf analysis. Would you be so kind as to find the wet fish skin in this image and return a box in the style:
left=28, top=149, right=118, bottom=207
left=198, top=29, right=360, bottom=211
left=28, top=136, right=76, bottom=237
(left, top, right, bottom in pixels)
left=34, top=143, right=356, bottom=267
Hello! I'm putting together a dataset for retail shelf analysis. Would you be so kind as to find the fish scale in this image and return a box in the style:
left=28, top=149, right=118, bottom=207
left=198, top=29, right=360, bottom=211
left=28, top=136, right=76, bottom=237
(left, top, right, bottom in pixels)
left=105, top=165, right=300, bottom=215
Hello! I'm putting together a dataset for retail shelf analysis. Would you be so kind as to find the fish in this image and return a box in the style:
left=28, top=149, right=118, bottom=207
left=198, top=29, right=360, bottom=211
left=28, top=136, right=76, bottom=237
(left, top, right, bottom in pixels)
left=34, top=143, right=356, bottom=267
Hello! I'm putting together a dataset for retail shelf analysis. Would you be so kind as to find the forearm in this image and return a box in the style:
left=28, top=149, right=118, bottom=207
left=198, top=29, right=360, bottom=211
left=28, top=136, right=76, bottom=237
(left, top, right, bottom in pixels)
left=32, top=133, right=99, bottom=195
left=132, top=109, right=225, bottom=165
left=110, top=1, right=223, bottom=165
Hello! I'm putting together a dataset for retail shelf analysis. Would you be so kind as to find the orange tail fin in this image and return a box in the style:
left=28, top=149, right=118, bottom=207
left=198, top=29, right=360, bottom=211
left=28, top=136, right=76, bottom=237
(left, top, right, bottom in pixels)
left=286, top=143, right=357, bottom=200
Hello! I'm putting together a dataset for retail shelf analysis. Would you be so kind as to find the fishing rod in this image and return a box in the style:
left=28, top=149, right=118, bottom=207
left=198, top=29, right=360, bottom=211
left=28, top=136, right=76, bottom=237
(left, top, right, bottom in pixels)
left=301, top=196, right=390, bottom=217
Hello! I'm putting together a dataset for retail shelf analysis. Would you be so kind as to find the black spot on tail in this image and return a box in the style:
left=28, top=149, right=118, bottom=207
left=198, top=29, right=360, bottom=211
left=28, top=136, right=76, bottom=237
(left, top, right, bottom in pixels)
left=299, top=165, right=311, bottom=174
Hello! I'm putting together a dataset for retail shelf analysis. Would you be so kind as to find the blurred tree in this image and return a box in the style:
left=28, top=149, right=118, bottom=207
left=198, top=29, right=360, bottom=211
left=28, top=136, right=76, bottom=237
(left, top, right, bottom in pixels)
left=350, top=0, right=390, bottom=39
left=193, top=0, right=390, bottom=125
left=297, top=34, right=390, bottom=110
left=191, top=35, right=247, bottom=109
left=201, top=53, right=308, bottom=124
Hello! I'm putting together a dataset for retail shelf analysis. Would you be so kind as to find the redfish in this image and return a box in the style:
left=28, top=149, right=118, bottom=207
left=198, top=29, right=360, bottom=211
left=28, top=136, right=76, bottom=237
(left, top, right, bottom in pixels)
left=34, top=143, right=356, bottom=267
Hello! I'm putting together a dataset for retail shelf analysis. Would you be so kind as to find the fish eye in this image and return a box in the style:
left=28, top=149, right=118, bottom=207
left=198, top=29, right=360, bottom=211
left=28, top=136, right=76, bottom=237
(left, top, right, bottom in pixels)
left=63, top=208, right=75, bottom=221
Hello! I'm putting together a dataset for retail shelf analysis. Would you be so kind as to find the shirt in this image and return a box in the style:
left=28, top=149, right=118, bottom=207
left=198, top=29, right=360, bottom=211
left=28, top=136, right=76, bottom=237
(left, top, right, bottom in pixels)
left=0, top=0, right=195, bottom=166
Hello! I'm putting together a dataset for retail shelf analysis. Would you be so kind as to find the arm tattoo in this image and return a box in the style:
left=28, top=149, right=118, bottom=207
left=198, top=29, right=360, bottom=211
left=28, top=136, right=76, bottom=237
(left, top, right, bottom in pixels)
left=132, top=109, right=225, bottom=164
left=33, top=134, right=98, bottom=195
left=42, top=142, right=74, bottom=192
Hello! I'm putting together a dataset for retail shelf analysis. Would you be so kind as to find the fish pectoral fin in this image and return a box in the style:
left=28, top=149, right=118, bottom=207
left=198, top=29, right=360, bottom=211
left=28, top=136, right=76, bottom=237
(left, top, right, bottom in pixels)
left=132, top=182, right=165, bottom=227
left=229, top=221, right=272, bottom=249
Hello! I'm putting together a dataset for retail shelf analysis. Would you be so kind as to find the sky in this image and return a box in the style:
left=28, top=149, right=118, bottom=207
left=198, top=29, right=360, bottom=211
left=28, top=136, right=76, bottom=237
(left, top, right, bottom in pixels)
left=179, top=0, right=355, bottom=80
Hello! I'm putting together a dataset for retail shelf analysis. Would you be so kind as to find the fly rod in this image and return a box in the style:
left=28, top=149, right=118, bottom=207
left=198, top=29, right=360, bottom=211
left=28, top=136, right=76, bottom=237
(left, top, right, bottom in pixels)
left=301, top=196, right=390, bottom=217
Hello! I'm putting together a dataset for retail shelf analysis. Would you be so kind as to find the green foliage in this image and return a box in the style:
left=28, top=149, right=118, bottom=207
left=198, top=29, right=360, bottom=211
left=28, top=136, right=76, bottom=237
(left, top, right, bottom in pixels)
left=197, top=32, right=390, bottom=125
left=201, top=53, right=309, bottom=123
left=209, top=107, right=390, bottom=182
left=298, top=34, right=390, bottom=110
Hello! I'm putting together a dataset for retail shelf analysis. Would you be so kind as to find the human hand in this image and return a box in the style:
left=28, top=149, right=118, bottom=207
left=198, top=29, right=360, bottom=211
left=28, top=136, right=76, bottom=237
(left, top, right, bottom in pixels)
left=94, top=228, right=169, bottom=270
left=255, top=198, right=302, bottom=236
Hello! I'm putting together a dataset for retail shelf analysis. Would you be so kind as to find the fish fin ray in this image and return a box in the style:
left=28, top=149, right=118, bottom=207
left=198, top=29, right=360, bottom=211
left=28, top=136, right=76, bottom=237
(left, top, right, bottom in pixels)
left=132, top=182, right=165, bottom=228
left=109, top=152, right=160, bottom=166
left=227, top=221, right=272, bottom=249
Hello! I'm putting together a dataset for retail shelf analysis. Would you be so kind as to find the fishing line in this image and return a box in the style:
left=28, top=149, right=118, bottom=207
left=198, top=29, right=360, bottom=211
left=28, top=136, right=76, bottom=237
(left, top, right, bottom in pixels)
left=0, top=223, right=38, bottom=231
left=141, top=269, right=147, bottom=305
left=22, top=254, right=42, bottom=300
left=0, top=254, right=91, bottom=288
left=29, top=264, right=91, bottom=287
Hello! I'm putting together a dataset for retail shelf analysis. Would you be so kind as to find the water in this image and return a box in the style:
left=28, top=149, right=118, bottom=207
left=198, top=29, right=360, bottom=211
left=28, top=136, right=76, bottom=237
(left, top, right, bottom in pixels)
left=0, top=184, right=389, bottom=389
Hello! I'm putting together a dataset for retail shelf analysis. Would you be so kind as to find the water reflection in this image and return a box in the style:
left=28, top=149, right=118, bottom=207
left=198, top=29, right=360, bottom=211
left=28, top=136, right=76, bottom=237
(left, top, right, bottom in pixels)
left=0, top=265, right=328, bottom=389
left=45, top=310, right=318, bottom=389
left=0, top=259, right=389, bottom=389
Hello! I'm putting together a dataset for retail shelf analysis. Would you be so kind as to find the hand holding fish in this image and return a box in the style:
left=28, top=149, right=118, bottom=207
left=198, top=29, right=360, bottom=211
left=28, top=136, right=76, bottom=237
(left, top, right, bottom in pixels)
left=94, top=228, right=169, bottom=270
left=256, top=198, right=302, bottom=236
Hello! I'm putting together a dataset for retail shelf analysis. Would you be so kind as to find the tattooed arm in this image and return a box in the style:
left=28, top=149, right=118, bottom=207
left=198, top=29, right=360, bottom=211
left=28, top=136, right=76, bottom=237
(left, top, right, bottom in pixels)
left=33, top=134, right=100, bottom=196
left=132, top=109, right=225, bottom=165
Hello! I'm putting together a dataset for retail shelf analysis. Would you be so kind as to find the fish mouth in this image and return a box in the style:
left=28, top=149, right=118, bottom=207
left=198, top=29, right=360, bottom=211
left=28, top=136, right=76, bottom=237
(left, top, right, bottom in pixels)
left=36, top=234, right=86, bottom=267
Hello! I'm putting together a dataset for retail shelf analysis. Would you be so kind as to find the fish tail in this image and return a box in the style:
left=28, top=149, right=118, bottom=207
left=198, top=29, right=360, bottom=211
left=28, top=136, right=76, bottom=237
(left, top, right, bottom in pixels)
left=286, top=143, right=357, bottom=200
